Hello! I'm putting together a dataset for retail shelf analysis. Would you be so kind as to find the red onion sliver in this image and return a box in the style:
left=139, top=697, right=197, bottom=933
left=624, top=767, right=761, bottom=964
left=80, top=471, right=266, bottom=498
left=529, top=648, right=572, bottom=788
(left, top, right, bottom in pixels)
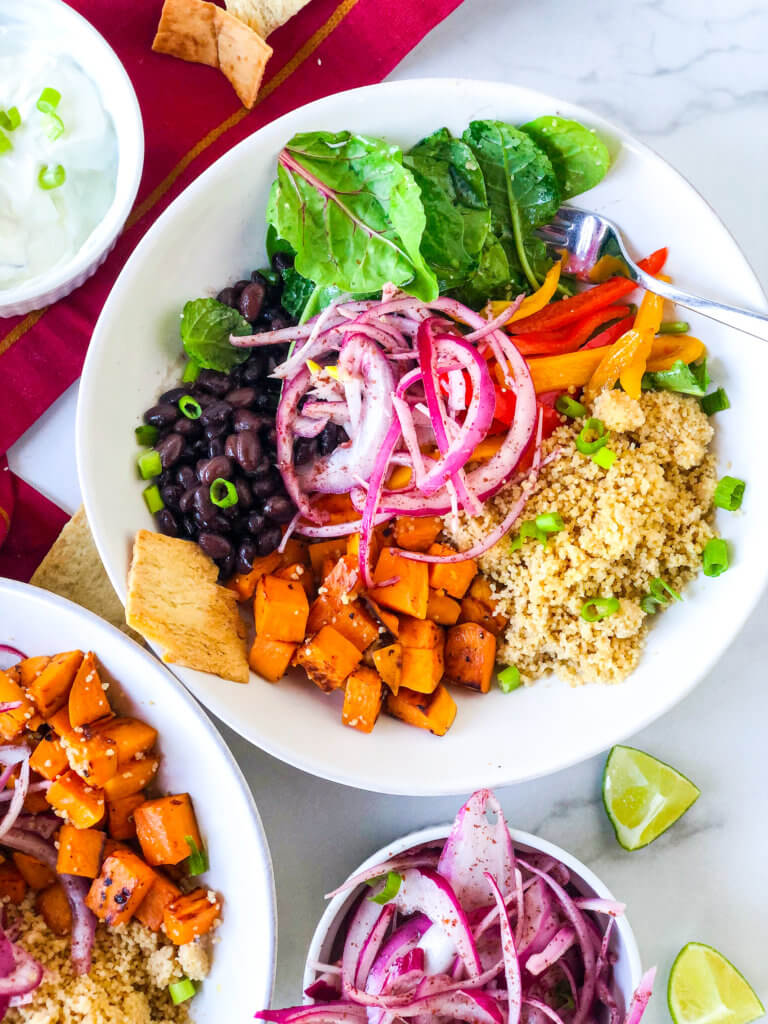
left=484, top=873, right=521, bottom=1024
left=624, top=967, right=656, bottom=1024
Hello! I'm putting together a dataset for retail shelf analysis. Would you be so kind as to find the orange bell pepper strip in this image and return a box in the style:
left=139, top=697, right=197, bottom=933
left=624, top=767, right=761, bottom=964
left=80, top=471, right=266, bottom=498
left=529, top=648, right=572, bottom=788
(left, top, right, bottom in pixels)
left=585, top=287, right=665, bottom=402
left=646, top=336, right=705, bottom=372
left=489, top=261, right=562, bottom=323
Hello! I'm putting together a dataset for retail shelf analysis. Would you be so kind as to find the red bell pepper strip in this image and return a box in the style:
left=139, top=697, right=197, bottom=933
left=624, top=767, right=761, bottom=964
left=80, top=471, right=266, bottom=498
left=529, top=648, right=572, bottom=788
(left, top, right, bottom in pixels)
left=513, top=304, right=632, bottom=356
left=580, top=313, right=635, bottom=350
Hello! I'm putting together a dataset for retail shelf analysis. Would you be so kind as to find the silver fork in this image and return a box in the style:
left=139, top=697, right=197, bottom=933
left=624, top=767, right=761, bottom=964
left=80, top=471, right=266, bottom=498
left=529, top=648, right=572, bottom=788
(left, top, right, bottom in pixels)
left=536, top=207, right=768, bottom=341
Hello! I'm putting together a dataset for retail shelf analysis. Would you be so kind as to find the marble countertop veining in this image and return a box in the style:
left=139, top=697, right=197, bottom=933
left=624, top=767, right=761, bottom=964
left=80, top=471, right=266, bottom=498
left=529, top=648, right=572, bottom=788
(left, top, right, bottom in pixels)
left=6, top=0, right=768, bottom=1018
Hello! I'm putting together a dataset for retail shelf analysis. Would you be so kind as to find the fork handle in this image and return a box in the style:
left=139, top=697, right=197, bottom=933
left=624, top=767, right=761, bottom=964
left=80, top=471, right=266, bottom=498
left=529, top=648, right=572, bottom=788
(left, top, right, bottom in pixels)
left=635, top=271, right=768, bottom=342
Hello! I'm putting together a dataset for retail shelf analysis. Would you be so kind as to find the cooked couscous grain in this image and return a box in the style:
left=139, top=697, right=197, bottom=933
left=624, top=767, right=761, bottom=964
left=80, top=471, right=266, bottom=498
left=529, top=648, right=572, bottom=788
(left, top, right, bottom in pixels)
left=451, top=391, right=716, bottom=685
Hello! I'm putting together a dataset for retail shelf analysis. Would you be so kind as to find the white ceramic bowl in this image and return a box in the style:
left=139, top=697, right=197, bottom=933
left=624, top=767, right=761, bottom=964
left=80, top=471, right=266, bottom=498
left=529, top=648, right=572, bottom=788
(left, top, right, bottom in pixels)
left=0, top=579, right=276, bottom=1022
left=77, top=78, right=768, bottom=795
left=0, top=0, right=143, bottom=317
left=303, top=824, right=642, bottom=1016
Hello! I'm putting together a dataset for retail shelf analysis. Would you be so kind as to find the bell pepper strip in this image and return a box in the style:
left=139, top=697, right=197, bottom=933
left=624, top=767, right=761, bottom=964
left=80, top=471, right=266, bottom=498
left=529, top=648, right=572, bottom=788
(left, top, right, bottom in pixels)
left=581, top=314, right=634, bottom=350
left=514, top=304, right=633, bottom=356
left=585, top=287, right=665, bottom=402
left=528, top=335, right=704, bottom=395
left=488, top=261, right=562, bottom=323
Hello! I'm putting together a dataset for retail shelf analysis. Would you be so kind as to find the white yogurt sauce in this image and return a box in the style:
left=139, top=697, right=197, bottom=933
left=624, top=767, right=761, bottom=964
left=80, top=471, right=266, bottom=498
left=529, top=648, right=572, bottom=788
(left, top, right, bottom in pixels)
left=0, top=50, right=118, bottom=290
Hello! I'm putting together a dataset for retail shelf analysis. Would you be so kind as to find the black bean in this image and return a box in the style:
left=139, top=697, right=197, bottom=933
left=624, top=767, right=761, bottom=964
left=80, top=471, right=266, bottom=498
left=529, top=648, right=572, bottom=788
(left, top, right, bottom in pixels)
left=197, top=455, right=233, bottom=485
left=233, top=408, right=267, bottom=433
left=241, top=356, right=265, bottom=385
left=199, top=400, right=233, bottom=427
left=262, top=425, right=278, bottom=450
left=158, top=469, right=173, bottom=488
left=160, top=484, right=184, bottom=510
left=256, top=524, right=282, bottom=556
left=239, top=281, right=266, bottom=322
left=196, top=370, right=231, bottom=397
left=294, top=438, right=316, bottom=466
left=236, top=539, right=259, bottom=574
left=318, top=423, right=341, bottom=455
left=203, top=423, right=229, bottom=443
left=181, top=515, right=197, bottom=538
left=159, top=386, right=187, bottom=405
left=226, top=431, right=262, bottom=472
left=198, top=532, right=232, bottom=561
left=250, top=456, right=273, bottom=479
left=144, top=404, right=178, bottom=429
left=193, top=484, right=216, bottom=514
left=207, top=439, right=226, bottom=458
left=217, top=552, right=236, bottom=581
left=234, top=279, right=251, bottom=296
left=190, top=389, right=216, bottom=408
left=225, top=387, right=257, bottom=408
left=234, top=478, right=253, bottom=510
left=251, top=476, right=276, bottom=499
left=175, top=416, right=201, bottom=437
left=217, top=287, right=238, bottom=308
left=246, top=512, right=266, bottom=535
left=253, top=391, right=279, bottom=414
left=271, top=251, right=294, bottom=273
left=196, top=510, right=231, bottom=534
left=155, top=509, right=179, bottom=537
left=179, top=487, right=197, bottom=514
left=263, top=310, right=291, bottom=331
left=263, top=495, right=295, bottom=523
left=176, top=465, right=197, bottom=491
left=156, top=433, right=184, bottom=469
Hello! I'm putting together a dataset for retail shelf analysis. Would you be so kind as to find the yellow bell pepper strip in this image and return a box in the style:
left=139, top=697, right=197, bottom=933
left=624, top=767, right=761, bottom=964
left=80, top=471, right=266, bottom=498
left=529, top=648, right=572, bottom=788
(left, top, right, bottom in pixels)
left=585, top=287, right=665, bottom=403
left=528, top=335, right=704, bottom=395
left=488, top=261, right=562, bottom=323
left=468, top=435, right=506, bottom=462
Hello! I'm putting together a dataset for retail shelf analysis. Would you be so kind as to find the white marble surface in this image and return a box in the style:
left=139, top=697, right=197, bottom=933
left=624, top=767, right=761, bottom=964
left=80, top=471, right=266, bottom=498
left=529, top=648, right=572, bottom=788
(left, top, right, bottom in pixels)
left=7, top=0, right=768, bottom=1017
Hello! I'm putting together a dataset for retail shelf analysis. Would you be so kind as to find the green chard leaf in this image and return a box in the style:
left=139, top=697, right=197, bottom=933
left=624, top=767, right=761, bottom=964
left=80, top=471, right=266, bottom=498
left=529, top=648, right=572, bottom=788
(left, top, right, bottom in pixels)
left=180, top=298, right=251, bottom=372
left=267, top=130, right=438, bottom=301
left=452, top=235, right=514, bottom=309
left=521, top=116, right=611, bottom=200
left=279, top=266, right=317, bottom=319
left=462, top=120, right=561, bottom=292
left=404, top=127, right=491, bottom=292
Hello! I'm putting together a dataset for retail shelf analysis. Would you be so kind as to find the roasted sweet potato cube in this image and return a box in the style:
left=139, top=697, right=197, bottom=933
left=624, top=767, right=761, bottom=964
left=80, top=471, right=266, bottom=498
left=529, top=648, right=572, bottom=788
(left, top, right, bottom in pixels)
left=372, top=643, right=403, bottom=694
left=401, top=646, right=444, bottom=695
left=308, top=539, right=347, bottom=580
left=0, top=862, right=27, bottom=904
left=248, top=635, right=297, bottom=683
left=18, top=656, right=51, bottom=689
left=27, top=650, right=83, bottom=718
left=372, top=548, right=428, bottom=619
left=135, top=871, right=181, bottom=932
left=46, top=706, right=75, bottom=739
left=385, top=684, right=457, bottom=736
left=0, top=670, right=36, bottom=741
left=29, top=735, right=69, bottom=781
left=107, top=792, right=146, bottom=841
left=444, top=622, right=496, bottom=693
left=47, top=770, right=104, bottom=829
left=254, top=575, right=310, bottom=643
left=226, top=552, right=282, bottom=601
left=104, top=756, right=160, bottom=801
left=68, top=651, right=112, bottom=730
left=280, top=538, right=310, bottom=567
left=393, top=516, right=443, bottom=552
left=163, top=888, right=221, bottom=945
left=322, top=556, right=362, bottom=602
left=96, top=718, right=157, bottom=766
left=307, top=595, right=379, bottom=652
left=365, top=600, right=400, bottom=637
left=86, top=851, right=156, bottom=926
left=342, top=668, right=382, bottom=734
left=62, top=732, right=118, bottom=788
left=427, top=589, right=461, bottom=626
left=458, top=597, right=507, bottom=636
left=346, top=530, right=380, bottom=567
left=134, top=794, right=202, bottom=867
left=37, top=882, right=71, bottom=935
left=293, top=626, right=361, bottom=692
left=427, top=546, right=477, bottom=599
left=56, top=825, right=105, bottom=878
left=275, top=562, right=314, bottom=600
left=398, top=616, right=443, bottom=650
left=12, top=852, right=55, bottom=890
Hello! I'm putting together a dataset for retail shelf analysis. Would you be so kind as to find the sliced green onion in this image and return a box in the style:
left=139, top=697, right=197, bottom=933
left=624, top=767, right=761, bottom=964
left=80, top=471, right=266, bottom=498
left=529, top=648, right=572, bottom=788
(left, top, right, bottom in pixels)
left=649, top=577, right=682, bottom=604
left=0, top=107, right=20, bottom=131
left=700, top=388, right=730, bottom=415
left=580, top=596, right=620, bottom=622
left=38, top=164, right=66, bottom=190
left=210, top=478, right=238, bottom=509
left=555, top=395, right=587, bottom=419
left=37, top=87, right=62, bottom=112
left=702, top=538, right=729, bottom=578
left=169, top=978, right=196, bottom=1005
left=137, top=450, right=162, bottom=480
left=185, top=836, right=209, bottom=876
left=42, top=113, right=64, bottom=140
left=713, top=475, right=745, bottom=511
left=0, top=131, right=11, bottom=156
left=178, top=395, right=202, bottom=419
left=510, top=520, right=546, bottom=551
left=658, top=321, right=690, bottom=335
left=142, top=484, right=164, bottom=515
left=641, top=595, right=660, bottom=614
left=535, top=513, right=564, bottom=535
left=181, top=359, right=200, bottom=383
left=591, top=447, right=617, bottom=470
left=498, top=665, right=521, bottom=693
left=366, top=871, right=402, bottom=905
left=135, top=424, right=159, bottom=446
left=575, top=418, right=608, bottom=455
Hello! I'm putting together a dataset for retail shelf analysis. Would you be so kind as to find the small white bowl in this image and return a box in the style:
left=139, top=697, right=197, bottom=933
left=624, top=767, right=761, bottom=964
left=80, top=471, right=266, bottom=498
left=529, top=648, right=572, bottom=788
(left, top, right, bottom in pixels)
left=304, top=824, right=641, bottom=1015
left=0, top=0, right=143, bottom=317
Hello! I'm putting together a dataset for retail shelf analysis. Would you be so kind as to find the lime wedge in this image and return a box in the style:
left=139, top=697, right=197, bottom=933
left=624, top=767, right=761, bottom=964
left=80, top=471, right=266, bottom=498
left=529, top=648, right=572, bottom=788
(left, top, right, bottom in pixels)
left=602, top=745, right=700, bottom=850
left=669, top=942, right=764, bottom=1024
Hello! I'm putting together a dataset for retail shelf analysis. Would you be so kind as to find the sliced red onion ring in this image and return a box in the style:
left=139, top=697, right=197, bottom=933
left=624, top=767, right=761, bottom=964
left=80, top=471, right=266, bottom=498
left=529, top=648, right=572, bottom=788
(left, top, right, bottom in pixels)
left=525, top=927, right=576, bottom=976
left=256, top=1003, right=369, bottom=1023
left=0, top=647, right=26, bottom=673
left=573, top=898, right=626, bottom=917
left=485, top=874, right=522, bottom=1024
left=277, top=365, right=325, bottom=524
left=624, top=968, right=656, bottom=1024
left=0, top=753, right=29, bottom=840
left=325, top=855, right=441, bottom=899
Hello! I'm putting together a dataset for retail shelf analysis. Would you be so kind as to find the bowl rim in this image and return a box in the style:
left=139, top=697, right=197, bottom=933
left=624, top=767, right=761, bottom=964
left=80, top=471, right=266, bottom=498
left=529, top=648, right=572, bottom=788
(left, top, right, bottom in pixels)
left=0, top=577, right=278, bottom=1010
left=0, top=0, right=144, bottom=314
left=302, top=821, right=642, bottom=1001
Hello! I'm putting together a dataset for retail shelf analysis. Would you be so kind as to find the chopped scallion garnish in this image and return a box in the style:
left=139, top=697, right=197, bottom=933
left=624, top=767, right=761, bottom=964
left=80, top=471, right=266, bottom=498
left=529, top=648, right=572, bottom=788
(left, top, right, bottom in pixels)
left=642, top=577, right=683, bottom=614
left=713, top=476, right=745, bottom=512
left=181, top=359, right=200, bottom=383
left=178, top=395, right=202, bottom=419
left=137, top=450, right=162, bottom=480
left=210, top=478, right=238, bottom=509
left=38, top=163, right=66, bottom=190
left=0, top=107, right=20, bottom=132
left=37, top=87, right=62, bottom=112
left=700, top=388, right=730, bottom=415
left=702, top=538, right=729, bottom=578
left=135, top=424, right=159, bottom=446
left=498, top=665, right=521, bottom=693
left=185, top=836, right=209, bottom=876
left=575, top=418, right=608, bottom=455
left=142, top=484, right=164, bottom=515
left=592, top=447, right=617, bottom=470
left=366, top=871, right=402, bottom=905
left=555, top=395, right=587, bottom=419
left=169, top=978, right=196, bottom=1005
left=658, top=321, right=690, bottom=335
left=0, top=131, right=11, bottom=156
left=535, top=512, right=564, bottom=535
left=580, top=596, right=620, bottom=622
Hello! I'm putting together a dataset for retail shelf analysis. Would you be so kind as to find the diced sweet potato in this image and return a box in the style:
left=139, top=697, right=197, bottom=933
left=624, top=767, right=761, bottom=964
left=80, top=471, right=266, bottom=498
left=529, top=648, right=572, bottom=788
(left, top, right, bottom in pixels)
left=62, top=732, right=118, bottom=788
left=444, top=622, right=496, bottom=693
left=372, top=548, right=429, bottom=619
left=307, top=595, right=379, bottom=652
left=134, top=794, right=202, bottom=867
left=95, top=718, right=157, bottom=766
left=107, top=792, right=146, bottom=841
left=226, top=551, right=282, bottom=602
left=342, top=668, right=382, bottom=734
left=0, top=862, right=27, bottom=904
left=275, top=562, right=314, bottom=600
left=322, top=556, right=362, bottom=602
left=346, top=530, right=381, bottom=567
left=163, top=888, right=221, bottom=945
left=103, top=756, right=160, bottom=801
left=23, top=790, right=51, bottom=814
left=135, top=871, right=181, bottom=932
left=86, top=850, right=156, bottom=926
left=27, top=650, right=83, bottom=717
left=254, top=575, right=310, bottom=643
left=12, top=852, right=55, bottom=890
left=308, top=539, right=347, bottom=580
left=0, top=670, right=35, bottom=741
left=47, top=770, right=105, bottom=829
left=29, top=735, right=69, bottom=781
left=280, top=538, right=310, bottom=567
left=401, top=647, right=444, bottom=695
left=458, top=597, right=507, bottom=636
left=312, top=493, right=356, bottom=523
left=293, top=626, right=361, bottom=692
left=365, top=600, right=400, bottom=637
left=398, top=616, right=443, bottom=650
left=372, top=644, right=403, bottom=694
left=102, top=838, right=131, bottom=861
left=56, top=825, right=105, bottom=878
left=385, top=685, right=457, bottom=736
left=427, top=589, right=461, bottom=626
left=393, top=516, right=443, bottom=552
left=427, top=546, right=477, bottom=599
left=68, top=651, right=112, bottom=730
left=4, top=666, right=19, bottom=685
left=46, top=706, right=75, bottom=739
left=18, top=656, right=51, bottom=689
left=248, top=635, right=297, bottom=683
left=37, top=882, right=71, bottom=935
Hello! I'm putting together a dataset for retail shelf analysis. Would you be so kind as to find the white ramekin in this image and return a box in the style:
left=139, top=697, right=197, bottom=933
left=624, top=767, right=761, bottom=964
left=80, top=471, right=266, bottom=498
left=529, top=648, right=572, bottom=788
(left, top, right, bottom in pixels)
left=0, top=0, right=144, bottom=317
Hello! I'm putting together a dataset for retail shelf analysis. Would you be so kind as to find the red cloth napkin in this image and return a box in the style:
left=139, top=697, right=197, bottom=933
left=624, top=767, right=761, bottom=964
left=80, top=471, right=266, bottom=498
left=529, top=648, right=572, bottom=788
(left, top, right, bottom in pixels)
left=0, top=0, right=464, bottom=581
left=0, top=458, right=69, bottom=581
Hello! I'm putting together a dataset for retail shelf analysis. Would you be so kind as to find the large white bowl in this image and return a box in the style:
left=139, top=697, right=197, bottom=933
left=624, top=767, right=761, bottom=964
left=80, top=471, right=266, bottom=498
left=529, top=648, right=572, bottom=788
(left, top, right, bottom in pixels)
left=0, top=579, right=276, bottom=1022
left=0, top=0, right=143, bottom=317
left=303, top=823, right=641, bottom=1017
left=77, top=79, right=768, bottom=795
